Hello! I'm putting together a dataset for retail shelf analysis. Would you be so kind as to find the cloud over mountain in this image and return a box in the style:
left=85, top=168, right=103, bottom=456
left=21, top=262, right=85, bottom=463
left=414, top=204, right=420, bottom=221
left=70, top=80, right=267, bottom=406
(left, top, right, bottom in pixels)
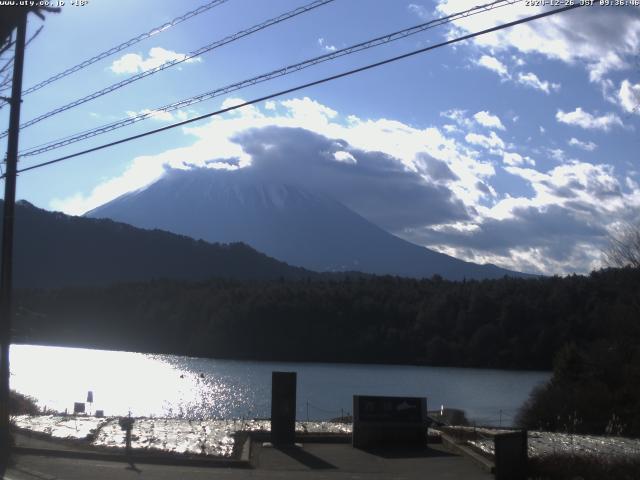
left=52, top=97, right=639, bottom=275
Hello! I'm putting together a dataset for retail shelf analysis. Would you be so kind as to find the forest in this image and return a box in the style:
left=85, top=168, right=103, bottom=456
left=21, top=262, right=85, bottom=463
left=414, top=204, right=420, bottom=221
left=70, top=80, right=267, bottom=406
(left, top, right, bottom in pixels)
left=13, top=266, right=640, bottom=434
left=12, top=266, right=638, bottom=369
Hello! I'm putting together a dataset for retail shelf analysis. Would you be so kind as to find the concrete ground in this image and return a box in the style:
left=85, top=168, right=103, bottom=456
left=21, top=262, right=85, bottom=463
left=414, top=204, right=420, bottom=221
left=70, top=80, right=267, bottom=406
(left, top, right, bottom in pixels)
left=253, top=442, right=492, bottom=479
left=3, top=441, right=493, bottom=479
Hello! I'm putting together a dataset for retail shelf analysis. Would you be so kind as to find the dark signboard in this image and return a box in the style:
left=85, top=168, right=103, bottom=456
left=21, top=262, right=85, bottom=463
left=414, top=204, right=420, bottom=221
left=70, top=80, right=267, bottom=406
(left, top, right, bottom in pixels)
left=73, top=402, right=85, bottom=414
left=271, top=371, right=297, bottom=445
left=354, top=395, right=426, bottom=423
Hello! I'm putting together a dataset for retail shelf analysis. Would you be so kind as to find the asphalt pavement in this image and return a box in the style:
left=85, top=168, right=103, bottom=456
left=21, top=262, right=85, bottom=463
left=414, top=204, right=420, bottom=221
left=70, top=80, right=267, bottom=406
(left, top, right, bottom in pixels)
left=3, top=442, right=493, bottom=480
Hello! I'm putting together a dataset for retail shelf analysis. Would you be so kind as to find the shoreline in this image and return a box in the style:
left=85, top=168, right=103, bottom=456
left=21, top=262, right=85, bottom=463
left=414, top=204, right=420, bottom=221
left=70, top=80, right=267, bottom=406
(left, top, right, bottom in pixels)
left=10, top=341, right=553, bottom=373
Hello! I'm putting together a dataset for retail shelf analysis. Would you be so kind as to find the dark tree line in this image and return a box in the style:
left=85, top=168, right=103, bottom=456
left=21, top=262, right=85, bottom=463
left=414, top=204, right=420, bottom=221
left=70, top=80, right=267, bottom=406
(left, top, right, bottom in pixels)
left=11, top=267, right=638, bottom=369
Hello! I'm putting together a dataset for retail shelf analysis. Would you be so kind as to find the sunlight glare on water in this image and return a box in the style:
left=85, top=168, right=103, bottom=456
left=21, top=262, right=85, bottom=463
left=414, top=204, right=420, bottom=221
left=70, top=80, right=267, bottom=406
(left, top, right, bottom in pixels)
left=9, top=344, right=236, bottom=418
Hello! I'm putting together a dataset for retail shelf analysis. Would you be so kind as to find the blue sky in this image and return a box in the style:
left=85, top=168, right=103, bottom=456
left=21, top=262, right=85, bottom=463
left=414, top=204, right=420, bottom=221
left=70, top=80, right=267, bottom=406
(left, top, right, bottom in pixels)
left=1, top=0, right=639, bottom=275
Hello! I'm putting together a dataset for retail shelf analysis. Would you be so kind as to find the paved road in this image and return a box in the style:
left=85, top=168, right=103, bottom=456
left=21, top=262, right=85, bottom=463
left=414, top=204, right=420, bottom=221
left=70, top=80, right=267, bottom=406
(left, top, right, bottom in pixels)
left=3, top=443, right=493, bottom=479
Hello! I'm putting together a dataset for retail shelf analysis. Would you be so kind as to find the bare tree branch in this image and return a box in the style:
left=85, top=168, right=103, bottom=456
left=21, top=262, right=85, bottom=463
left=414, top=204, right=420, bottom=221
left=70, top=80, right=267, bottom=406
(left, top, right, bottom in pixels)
left=604, top=223, right=640, bottom=269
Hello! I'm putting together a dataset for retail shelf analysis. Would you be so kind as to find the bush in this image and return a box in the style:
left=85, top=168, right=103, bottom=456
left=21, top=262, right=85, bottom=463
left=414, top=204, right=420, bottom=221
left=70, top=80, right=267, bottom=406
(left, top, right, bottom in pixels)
left=517, top=342, right=640, bottom=436
left=530, top=453, right=640, bottom=480
left=9, top=390, right=39, bottom=415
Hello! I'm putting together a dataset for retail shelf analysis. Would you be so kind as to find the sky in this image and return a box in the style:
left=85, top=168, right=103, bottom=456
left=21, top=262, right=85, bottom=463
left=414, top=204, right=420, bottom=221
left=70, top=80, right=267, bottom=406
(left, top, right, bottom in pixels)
left=1, top=0, right=639, bottom=276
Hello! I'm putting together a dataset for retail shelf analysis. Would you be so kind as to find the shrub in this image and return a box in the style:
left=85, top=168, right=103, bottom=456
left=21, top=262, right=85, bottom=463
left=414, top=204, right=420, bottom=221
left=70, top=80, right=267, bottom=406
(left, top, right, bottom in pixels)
left=9, top=390, right=39, bottom=415
left=529, top=453, right=640, bottom=480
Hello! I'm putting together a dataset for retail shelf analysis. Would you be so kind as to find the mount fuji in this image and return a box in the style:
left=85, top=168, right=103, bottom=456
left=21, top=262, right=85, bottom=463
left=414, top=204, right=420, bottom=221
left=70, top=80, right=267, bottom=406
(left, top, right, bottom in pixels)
left=86, top=168, right=529, bottom=280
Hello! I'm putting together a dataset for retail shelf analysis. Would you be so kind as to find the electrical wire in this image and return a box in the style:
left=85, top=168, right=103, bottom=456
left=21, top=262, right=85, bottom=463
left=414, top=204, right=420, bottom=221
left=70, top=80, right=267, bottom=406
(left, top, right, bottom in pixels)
left=2, top=3, right=584, bottom=179
left=21, top=0, right=231, bottom=96
left=18, top=0, right=524, bottom=158
left=0, top=54, right=13, bottom=77
left=0, top=0, right=335, bottom=139
left=0, top=32, right=15, bottom=101
left=0, top=40, right=14, bottom=58
left=0, top=26, right=43, bottom=94
left=24, top=25, right=44, bottom=50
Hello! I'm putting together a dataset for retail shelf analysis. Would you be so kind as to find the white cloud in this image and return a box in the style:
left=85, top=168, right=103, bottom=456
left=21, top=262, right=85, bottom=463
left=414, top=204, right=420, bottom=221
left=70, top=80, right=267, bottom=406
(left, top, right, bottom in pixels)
left=175, top=111, right=190, bottom=121
left=280, top=97, right=338, bottom=131
left=617, top=79, right=640, bottom=114
left=475, top=55, right=561, bottom=94
left=317, top=37, right=336, bottom=52
left=517, top=72, right=560, bottom=94
left=475, top=54, right=509, bottom=79
left=414, top=146, right=640, bottom=274
left=407, top=3, right=429, bottom=20
left=110, top=47, right=201, bottom=74
left=50, top=155, right=169, bottom=216
left=463, top=161, right=636, bottom=271
left=126, top=109, right=170, bottom=122
left=465, top=131, right=505, bottom=151
left=547, top=148, right=566, bottom=163
left=436, top=1, right=640, bottom=83
left=126, top=108, right=191, bottom=123
left=220, top=97, right=264, bottom=119
left=333, top=151, right=357, bottom=164
left=568, top=137, right=597, bottom=151
left=501, top=161, right=628, bottom=215
left=556, top=107, right=623, bottom=131
left=473, top=111, right=505, bottom=130
left=503, top=152, right=534, bottom=167
left=440, top=109, right=473, bottom=129
left=599, top=78, right=618, bottom=105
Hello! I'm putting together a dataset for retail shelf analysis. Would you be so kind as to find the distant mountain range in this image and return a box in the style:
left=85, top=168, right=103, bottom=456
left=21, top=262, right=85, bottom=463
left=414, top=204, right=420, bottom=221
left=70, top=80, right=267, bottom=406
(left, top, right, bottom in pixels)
left=2, top=200, right=312, bottom=288
left=87, top=168, right=530, bottom=280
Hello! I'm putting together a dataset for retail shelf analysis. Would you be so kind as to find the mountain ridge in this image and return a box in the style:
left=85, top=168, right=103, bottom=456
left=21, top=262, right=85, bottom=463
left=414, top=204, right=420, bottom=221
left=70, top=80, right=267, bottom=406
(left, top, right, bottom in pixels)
left=1, top=199, right=315, bottom=288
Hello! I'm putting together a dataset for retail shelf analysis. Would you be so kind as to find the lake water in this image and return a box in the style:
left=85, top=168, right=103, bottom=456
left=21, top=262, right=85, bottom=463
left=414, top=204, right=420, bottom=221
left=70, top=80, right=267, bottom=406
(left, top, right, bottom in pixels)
left=10, top=344, right=549, bottom=426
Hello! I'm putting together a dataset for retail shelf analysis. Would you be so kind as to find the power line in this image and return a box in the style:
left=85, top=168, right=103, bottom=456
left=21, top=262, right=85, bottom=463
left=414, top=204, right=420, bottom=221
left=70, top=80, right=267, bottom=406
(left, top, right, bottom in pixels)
left=0, top=25, right=44, bottom=102
left=24, top=25, right=43, bottom=49
left=0, top=0, right=228, bottom=112
left=0, top=31, right=15, bottom=100
left=0, top=0, right=335, bottom=139
left=3, top=3, right=584, bottom=179
left=18, top=0, right=524, bottom=158
left=21, top=0, right=231, bottom=96
left=0, top=40, right=14, bottom=58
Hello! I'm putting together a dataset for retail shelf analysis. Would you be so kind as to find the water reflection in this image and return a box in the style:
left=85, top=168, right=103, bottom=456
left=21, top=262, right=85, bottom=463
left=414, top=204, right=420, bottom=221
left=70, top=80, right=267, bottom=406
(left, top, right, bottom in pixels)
left=11, top=344, right=231, bottom=418
left=10, top=344, right=549, bottom=424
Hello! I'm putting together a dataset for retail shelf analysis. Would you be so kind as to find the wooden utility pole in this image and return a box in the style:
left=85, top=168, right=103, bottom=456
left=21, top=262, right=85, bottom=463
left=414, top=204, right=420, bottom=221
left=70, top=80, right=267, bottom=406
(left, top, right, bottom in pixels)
left=0, top=9, right=27, bottom=464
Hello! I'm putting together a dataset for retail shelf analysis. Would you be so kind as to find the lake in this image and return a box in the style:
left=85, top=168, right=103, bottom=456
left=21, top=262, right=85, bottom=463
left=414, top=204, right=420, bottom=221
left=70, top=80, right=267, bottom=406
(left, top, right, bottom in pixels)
left=10, top=344, right=549, bottom=426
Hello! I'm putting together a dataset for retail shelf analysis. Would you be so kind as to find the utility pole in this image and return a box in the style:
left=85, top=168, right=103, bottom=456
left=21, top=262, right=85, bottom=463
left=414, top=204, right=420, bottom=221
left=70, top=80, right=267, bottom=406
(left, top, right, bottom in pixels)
left=0, top=9, right=28, bottom=465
